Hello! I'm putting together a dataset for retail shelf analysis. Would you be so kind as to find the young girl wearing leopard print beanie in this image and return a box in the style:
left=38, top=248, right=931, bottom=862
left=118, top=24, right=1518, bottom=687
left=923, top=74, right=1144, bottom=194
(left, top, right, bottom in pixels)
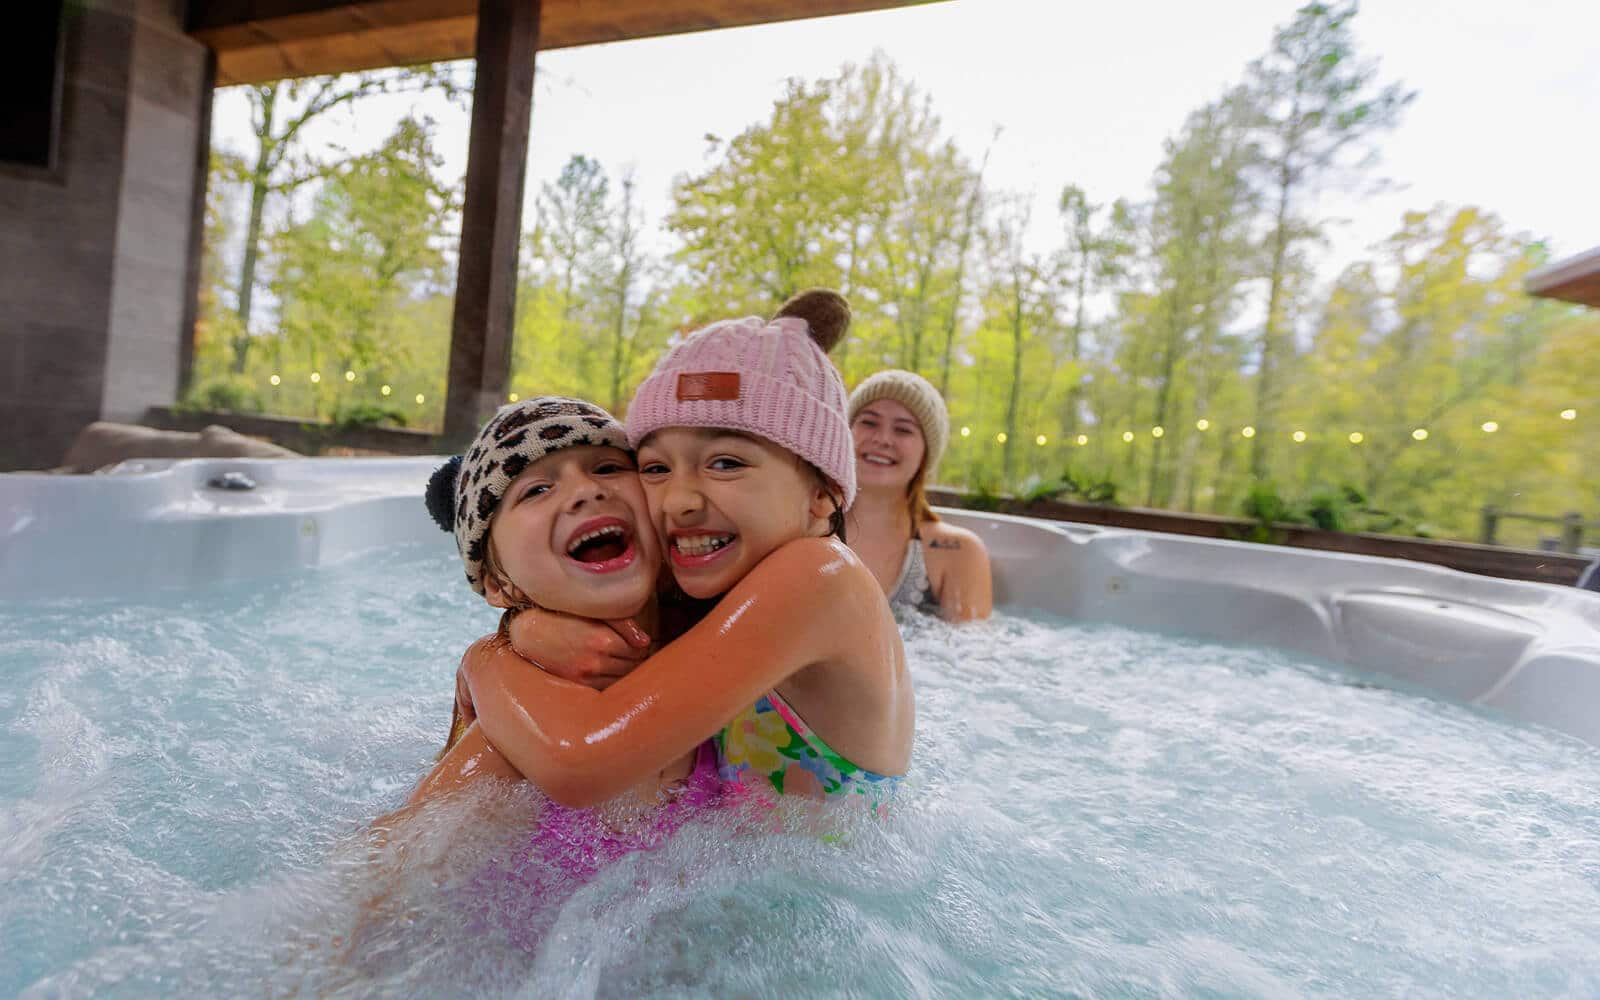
left=403, top=397, right=720, bottom=820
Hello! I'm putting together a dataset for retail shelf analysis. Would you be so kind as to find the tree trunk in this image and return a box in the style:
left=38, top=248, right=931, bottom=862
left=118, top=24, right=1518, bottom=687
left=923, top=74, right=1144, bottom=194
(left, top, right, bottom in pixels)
left=233, top=85, right=279, bottom=374
left=1147, top=290, right=1184, bottom=507
left=1002, top=273, right=1024, bottom=484
left=609, top=265, right=630, bottom=413
left=1063, top=249, right=1088, bottom=438
left=1252, top=156, right=1294, bottom=482
left=938, top=176, right=982, bottom=396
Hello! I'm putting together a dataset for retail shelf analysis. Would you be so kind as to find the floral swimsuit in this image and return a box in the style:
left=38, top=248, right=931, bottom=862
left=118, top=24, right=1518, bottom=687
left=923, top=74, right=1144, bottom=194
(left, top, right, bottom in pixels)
left=716, top=690, right=901, bottom=806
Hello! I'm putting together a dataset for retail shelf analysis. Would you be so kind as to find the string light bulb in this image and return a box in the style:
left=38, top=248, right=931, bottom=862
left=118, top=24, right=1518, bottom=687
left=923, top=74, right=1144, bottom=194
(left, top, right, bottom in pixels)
left=1122, top=431, right=1135, bottom=443
left=509, top=392, right=520, bottom=403
left=1035, top=434, right=1048, bottom=446
left=380, top=384, right=392, bottom=396
left=960, top=426, right=971, bottom=438
left=415, top=393, right=426, bottom=405
left=1292, top=430, right=1307, bottom=443
left=1196, top=418, right=1210, bottom=431
left=268, top=374, right=281, bottom=386
left=1076, top=434, right=1088, bottom=446
left=1151, top=426, right=1165, bottom=439
left=1241, top=426, right=1256, bottom=439
left=1348, top=432, right=1364, bottom=444
left=1481, top=421, right=1499, bottom=434
left=1560, top=408, right=1577, bottom=421
left=344, top=370, right=356, bottom=382
left=1412, top=428, right=1428, bottom=441
left=309, top=371, right=321, bottom=384
left=996, top=432, right=1007, bottom=444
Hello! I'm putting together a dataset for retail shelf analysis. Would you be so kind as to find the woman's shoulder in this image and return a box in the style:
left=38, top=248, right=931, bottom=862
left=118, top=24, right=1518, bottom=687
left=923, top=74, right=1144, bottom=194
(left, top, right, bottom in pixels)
left=920, top=519, right=988, bottom=560
left=919, top=519, right=994, bottom=621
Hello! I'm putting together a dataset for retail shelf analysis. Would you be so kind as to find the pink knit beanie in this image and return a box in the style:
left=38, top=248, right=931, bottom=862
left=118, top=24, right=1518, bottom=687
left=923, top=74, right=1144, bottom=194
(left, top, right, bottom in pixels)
left=626, top=289, right=857, bottom=509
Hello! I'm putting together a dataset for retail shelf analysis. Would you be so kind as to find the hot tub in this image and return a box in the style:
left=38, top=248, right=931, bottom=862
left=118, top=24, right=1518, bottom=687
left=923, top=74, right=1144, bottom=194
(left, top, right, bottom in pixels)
left=4, top=457, right=1599, bottom=996
left=7, top=456, right=1595, bottom=745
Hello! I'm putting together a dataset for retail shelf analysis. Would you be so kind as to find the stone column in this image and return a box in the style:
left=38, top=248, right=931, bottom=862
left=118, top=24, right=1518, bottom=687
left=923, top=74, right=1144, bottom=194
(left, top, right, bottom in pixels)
left=0, top=0, right=210, bottom=471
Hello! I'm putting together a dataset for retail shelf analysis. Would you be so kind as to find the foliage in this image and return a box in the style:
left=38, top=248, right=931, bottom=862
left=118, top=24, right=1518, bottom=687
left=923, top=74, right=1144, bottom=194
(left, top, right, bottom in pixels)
left=1018, top=467, right=1123, bottom=507
left=179, top=374, right=262, bottom=415
left=193, top=13, right=1594, bottom=547
left=218, top=65, right=466, bottom=374
left=331, top=402, right=408, bottom=430
left=1237, top=0, right=1414, bottom=480
left=964, top=480, right=1007, bottom=513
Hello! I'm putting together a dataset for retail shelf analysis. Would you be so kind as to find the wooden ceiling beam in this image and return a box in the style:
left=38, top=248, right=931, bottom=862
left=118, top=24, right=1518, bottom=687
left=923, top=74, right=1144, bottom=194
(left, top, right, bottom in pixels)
left=190, top=0, right=935, bottom=86
left=1526, top=246, right=1600, bottom=309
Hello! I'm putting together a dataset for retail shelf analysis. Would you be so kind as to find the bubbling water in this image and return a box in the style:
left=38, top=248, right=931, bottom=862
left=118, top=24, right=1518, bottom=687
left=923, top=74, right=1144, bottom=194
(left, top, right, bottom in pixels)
left=3, top=543, right=1600, bottom=997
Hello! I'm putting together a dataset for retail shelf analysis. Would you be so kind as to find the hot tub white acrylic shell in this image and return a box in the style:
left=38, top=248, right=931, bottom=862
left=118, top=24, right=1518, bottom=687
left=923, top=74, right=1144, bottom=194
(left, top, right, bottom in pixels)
left=4, top=457, right=1598, bottom=744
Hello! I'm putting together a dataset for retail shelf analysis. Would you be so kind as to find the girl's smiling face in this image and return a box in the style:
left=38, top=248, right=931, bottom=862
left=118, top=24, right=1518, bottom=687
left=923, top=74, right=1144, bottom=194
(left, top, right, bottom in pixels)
left=484, top=446, right=659, bottom=619
left=636, top=428, right=836, bottom=599
left=852, top=398, right=926, bottom=492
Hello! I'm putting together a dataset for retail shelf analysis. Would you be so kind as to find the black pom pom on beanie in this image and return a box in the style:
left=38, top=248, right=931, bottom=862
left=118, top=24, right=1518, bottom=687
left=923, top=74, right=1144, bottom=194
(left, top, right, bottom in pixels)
left=424, top=454, right=462, bottom=532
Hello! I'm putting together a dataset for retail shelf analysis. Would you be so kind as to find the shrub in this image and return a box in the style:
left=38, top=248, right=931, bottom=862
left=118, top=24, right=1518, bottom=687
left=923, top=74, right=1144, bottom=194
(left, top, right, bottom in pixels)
left=331, top=402, right=409, bottom=431
left=179, top=375, right=262, bottom=415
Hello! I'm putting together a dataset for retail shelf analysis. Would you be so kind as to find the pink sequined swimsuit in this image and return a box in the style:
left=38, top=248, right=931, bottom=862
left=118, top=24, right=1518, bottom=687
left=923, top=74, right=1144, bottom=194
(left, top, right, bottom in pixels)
left=514, top=740, right=723, bottom=884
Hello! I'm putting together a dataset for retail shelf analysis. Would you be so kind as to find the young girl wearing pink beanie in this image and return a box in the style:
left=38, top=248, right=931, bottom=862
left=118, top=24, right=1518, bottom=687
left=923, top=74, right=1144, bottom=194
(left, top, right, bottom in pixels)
left=457, top=290, right=913, bottom=808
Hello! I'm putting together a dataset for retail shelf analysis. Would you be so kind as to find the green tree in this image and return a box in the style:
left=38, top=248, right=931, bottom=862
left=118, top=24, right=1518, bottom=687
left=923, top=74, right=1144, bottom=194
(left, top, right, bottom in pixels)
left=514, top=157, right=677, bottom=413
left=269, top=116, right=455, bottom=420
left=1143, top=97, right=1259, bottom=507
left=593, top=172, right=668, bottom=413
left=1239, top=1, right=1413, bottom=480
left=220, top=66, right=463, bottom=373
left=666, top=53, right=984, bottom=384
left=1056, top=186, right=1136, bottom=439
left=668, top=78, right=850, bottom=315
left=1281, top=206, right=1571, bottom=537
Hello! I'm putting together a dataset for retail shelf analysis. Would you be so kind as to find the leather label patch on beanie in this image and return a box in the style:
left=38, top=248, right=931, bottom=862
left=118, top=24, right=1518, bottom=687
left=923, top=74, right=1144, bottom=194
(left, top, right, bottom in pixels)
left=676, top=372, right=741, bottom=401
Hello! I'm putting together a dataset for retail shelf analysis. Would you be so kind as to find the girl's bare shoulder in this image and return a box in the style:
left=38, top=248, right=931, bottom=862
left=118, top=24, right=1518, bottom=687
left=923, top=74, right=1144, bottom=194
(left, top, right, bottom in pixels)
left=760, top=536, right=884, bottom=600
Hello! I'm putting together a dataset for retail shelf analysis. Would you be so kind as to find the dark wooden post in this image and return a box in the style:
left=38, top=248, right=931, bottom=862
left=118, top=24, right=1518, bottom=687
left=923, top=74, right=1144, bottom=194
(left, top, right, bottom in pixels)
left=1479, top=505, right=1498, bottom=546
left=443, top=0, right=541, bottom=444
left=1561, top=512, right=1584, bottom=554
left=177, top=48, right=218, bottom=399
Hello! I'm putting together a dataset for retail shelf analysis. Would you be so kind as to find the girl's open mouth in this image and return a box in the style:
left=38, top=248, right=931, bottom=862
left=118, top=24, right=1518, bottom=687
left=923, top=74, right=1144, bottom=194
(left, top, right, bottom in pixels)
left=564, top=518, right=637, bottom=573
left=669, top=532, right=736, bottom=568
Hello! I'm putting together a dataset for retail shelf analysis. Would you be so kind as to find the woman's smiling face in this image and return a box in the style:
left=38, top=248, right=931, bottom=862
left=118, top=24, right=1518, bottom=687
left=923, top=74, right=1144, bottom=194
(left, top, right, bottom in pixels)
left=484, top=445, right=659, bottom=619
left=852, top=398, right=926, bottom=492
left=636, top=428, right=831, bottom=599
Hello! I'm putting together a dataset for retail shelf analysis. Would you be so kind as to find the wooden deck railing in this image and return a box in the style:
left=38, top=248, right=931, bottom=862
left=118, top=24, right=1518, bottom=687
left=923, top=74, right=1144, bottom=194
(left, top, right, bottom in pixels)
left=928, top=488, right=1592, bottom=588
left=1479, top=506, right=1596, bottom=554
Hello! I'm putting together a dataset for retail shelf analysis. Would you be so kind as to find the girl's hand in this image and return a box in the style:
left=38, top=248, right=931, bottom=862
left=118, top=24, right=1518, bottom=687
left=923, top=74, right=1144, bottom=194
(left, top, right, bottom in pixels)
left=507, top=607, right=652, bottom=690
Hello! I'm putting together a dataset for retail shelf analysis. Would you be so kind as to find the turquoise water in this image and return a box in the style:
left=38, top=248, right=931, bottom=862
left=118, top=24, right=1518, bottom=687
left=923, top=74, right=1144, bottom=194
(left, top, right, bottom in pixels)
left=4, top=542, right=1600, bottom=997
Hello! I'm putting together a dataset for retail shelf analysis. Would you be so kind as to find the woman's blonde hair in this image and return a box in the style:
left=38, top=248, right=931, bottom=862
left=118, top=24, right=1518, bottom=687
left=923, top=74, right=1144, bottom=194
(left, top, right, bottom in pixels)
left=907, top=452, right=941, bottom=534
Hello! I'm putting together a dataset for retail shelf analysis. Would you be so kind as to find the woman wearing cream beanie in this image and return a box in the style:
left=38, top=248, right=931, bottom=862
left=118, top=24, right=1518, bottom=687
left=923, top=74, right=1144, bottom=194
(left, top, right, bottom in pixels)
left=847, top=370, right=991, bottom=621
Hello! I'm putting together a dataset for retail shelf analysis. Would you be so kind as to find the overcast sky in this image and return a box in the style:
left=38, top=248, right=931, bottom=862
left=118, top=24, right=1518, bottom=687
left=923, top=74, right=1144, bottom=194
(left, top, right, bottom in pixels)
left=210, top=0, right=1600, bottom=289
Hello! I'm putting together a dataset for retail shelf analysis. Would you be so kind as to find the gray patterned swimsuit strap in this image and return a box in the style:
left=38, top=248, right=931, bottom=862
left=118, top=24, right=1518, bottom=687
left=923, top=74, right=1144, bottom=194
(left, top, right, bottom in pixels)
left=887, top=537, right=939, bottom=614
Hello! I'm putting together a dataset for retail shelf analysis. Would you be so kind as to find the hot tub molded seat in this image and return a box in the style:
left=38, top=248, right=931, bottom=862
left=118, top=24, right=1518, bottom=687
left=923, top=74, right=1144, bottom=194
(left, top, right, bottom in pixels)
left=943, top=507, right=1600, bottom=745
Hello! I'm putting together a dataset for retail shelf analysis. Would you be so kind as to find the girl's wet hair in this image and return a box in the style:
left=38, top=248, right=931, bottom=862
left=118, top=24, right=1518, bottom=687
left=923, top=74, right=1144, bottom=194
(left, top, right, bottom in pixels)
left=798, top=458, right=848, bottom=543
